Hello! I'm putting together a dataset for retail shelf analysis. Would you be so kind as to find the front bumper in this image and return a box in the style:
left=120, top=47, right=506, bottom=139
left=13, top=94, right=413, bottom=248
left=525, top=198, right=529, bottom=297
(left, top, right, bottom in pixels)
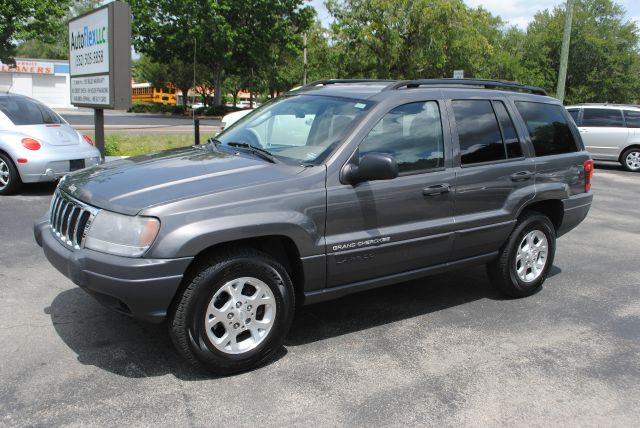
left=34, top=218, right=193, bottom=323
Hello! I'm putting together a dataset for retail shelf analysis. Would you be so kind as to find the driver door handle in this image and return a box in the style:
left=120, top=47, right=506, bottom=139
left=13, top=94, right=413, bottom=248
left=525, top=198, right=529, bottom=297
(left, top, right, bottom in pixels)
left=423, top=183, right=450, bottom=196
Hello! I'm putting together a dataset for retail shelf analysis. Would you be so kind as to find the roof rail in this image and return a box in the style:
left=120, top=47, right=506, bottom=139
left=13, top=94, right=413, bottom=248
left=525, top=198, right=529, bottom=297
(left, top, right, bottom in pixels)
left=383, top=79, right=548, bottom=96
left=300, top=79, right=396, bottom=89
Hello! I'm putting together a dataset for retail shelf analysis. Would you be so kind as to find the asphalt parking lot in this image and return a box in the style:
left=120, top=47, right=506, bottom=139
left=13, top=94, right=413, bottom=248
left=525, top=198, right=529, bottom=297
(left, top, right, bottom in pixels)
left=1, top=164, right=639, bottom=426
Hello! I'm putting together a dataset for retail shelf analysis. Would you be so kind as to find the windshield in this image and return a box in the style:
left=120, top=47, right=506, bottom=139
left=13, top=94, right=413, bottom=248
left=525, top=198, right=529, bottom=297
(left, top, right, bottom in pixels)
left=215, top=95, right=374, bottom=163
left=0, top=95, right=65, bottom=125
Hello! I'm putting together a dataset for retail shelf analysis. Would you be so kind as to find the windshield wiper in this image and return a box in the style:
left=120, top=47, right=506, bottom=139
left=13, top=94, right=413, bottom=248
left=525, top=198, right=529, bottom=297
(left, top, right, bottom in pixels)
left=226, top=142, right=276, bottom=163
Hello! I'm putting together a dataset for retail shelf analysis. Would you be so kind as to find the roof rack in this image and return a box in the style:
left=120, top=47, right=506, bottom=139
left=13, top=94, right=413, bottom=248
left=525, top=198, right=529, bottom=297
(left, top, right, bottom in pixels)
left=299, top=79, right=396, bottom=90
left=383, top=79, right=548, bottom=96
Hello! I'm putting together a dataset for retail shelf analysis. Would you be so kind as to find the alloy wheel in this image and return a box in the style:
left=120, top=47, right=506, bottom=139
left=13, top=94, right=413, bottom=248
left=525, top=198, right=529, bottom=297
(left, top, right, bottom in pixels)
left=204, top=277, right=276, bottom=354
left=0, top=159, right=10, bottom=189
left=625, top=151, right=640, bottom=171
left=515, top=230, right=549, bottom=283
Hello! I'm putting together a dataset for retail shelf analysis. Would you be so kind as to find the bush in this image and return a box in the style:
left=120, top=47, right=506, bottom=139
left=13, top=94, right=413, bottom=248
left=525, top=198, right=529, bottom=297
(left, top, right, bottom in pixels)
left=104, top=140, right=120, bottom=156
left=196, top=105, right=240, bottom=116
left=128, top=102, right=186, bottom=115
left=166, top=104, right=186, bottom=115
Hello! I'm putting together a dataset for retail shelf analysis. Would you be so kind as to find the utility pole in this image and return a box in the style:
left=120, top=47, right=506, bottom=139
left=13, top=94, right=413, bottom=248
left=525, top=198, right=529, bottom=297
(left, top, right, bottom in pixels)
left=303, top=33, right=308, bottom=85
left=556, top=0, right=575, bottom=103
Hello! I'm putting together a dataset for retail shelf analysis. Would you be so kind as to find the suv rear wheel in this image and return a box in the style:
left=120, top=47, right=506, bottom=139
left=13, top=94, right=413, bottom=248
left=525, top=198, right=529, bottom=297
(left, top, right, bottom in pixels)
left=621, top=148, right=640, bottom=172
left=170, top=248, right=295, bottom=374
left=487, top=212, right=556, bottom=298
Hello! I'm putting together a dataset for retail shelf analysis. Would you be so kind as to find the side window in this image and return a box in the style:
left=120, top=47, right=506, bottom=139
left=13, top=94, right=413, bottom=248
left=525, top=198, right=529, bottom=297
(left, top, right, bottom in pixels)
left=582, top=108, right=624, bottom=127
left=493, top=101, right=522, bottom=158
left=515, top=101, right=578, bottom=157
left=360, top=101, right=444, bottom=173
left=567, top=108, right=580, bottom=124
left=623, top=110, right=640, bottom=128
left=452, top=100, right=505, bottom=165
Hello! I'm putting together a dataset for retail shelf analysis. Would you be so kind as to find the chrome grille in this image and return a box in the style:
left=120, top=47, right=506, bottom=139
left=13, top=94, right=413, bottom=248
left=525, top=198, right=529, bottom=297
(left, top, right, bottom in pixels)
left=49, top=190, right=99, bottom=249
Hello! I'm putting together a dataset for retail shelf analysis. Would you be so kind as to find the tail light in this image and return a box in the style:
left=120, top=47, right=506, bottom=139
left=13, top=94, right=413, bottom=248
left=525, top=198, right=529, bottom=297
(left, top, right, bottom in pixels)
left=83, top=135, right=94, bottom=146
left=21, top=138, right=41, bottom=150
left=584, top=159, right=594, bottom=192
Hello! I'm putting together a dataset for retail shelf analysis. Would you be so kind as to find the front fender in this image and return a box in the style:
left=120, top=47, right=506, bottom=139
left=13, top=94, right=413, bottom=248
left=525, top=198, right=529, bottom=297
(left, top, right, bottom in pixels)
left=148, top=211, right=321, bottom=259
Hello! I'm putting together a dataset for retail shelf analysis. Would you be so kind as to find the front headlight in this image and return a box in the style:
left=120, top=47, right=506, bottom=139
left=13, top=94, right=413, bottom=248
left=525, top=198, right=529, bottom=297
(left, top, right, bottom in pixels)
left=84, top=211, right=160, bottom=257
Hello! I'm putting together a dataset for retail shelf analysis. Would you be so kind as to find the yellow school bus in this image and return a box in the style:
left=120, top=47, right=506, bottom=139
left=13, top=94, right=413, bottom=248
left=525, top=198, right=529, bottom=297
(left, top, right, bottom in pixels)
left=131, top=82, right=177, bottom=105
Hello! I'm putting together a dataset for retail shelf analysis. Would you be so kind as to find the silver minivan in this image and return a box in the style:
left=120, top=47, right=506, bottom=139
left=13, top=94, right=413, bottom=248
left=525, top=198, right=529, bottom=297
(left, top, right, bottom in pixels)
left=566, top=104, right=640, bottom=172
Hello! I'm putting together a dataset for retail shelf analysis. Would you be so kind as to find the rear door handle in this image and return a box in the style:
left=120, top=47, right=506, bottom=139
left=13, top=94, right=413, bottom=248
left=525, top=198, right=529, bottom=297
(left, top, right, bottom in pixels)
left=510, top=171, right=534, bottom=182
left=423, top=183, right=450, bottom=196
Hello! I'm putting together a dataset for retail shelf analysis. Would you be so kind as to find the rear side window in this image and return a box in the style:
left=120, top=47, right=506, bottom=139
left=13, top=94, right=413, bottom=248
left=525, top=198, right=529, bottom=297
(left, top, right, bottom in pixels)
left=582, top=108, right=623, bottom=127
left=0, top=96, right=64, bottom=125
left=360, top=101, right=444, bottom=173
left=623, top=110, right=640, bottom=128
left=515, top=101, right=578, bottom=157
left=452, top=99, right=524, bottom=165
left=567, top=109, right=580, bottom=124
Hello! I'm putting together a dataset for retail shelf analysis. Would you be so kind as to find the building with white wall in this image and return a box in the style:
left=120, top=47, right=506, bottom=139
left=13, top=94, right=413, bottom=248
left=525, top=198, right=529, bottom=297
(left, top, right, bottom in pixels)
left=0, top=58, right=72, bottom=108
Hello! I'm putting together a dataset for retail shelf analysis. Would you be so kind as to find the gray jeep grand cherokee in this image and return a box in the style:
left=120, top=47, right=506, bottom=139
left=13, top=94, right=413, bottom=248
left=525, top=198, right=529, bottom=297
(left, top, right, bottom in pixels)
left=34, top=79, right=593, bottom=374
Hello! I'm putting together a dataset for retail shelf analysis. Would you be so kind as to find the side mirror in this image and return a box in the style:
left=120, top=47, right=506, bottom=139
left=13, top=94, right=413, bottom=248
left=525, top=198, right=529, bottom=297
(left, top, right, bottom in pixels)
left=344, top=153, right=398, bottom=184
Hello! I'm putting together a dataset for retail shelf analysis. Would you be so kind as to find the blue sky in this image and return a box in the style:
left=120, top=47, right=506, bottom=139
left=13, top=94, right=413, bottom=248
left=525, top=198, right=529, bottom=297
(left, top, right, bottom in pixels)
left=310, top=0, right=640, bottom=29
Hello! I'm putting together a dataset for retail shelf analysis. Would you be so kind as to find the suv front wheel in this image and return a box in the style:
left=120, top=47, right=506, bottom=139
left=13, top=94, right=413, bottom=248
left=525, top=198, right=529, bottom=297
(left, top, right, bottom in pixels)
left=487, top=212, right=556, bottom=298
left=170, top=248, right=295, bottom=374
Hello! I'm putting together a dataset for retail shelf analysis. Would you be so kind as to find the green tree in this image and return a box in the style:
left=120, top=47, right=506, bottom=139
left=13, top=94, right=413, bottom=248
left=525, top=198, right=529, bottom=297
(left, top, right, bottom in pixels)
left=326, top=0, right=503, bottom=79
left=129, top=0, right=313, bottom=106
left=134, top=55, right=211, bottom=107
left=13, top=0, right=101, bottom=60
left=260, top=20, right=339, bottom=94
left=523, top=0, right=640, bottom=103
left=0, top=0, right=71, bottom=63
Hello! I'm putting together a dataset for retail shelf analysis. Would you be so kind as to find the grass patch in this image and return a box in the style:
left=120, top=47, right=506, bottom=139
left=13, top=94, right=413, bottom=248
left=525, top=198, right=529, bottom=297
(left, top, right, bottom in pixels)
left=87, top=134, right=214, bottom=156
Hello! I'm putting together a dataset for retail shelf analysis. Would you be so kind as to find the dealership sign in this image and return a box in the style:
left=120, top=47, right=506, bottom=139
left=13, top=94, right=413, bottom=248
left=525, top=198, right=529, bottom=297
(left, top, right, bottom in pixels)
left=68, top=1, right=131, bottom=109
left=0, top=60, right=54, bottom=74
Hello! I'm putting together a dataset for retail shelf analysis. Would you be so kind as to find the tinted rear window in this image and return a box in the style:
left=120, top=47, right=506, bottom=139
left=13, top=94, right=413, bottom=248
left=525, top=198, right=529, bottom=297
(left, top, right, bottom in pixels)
left=515, top=101, right=578, bottom=157
left=0, top=96, right=64, bottom=125
left=623, top=110, right=640, bottom=128
left=582, top=108, right=623, bottom=127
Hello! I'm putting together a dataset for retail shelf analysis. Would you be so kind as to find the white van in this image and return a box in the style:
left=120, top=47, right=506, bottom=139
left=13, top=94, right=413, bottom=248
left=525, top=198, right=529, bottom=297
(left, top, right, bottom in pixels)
left=566, top=104, right=640, bottom=172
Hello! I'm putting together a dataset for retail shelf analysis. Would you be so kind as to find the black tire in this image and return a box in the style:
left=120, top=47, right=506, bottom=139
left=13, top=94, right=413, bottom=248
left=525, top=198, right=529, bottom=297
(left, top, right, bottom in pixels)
left=169, top=248, right=295, bottom=375
left=487, top=212, right=556, bottom=298
left=620, top=147, right=640, bottom=172
left=0, top=153, right=22, bottom=195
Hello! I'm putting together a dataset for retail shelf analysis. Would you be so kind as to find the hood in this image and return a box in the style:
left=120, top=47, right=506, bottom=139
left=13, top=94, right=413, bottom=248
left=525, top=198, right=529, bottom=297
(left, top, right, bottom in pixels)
left=60, top=146, right=305, bottom=215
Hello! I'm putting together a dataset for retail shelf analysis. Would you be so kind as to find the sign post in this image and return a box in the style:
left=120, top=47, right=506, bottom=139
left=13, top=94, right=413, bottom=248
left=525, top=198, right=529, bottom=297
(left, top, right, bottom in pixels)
left=68, top=1, right=131, bottom=157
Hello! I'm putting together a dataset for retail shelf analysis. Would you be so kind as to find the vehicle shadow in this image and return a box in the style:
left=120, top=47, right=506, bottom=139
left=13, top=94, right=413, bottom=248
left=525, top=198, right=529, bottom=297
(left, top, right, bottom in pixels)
left=46, top=264, right=560, bottom=378
left=45, top=288, right=287, bottom=380
left=16, top=182, right=57, bottom=196
left=594, top=161, right=626, bottom=172
left=287, top=264, right=560, bottom=346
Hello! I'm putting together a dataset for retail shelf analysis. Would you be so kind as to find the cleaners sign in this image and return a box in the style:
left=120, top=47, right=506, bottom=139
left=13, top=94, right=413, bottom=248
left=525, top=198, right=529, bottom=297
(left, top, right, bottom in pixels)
left=68, top=2, right=131, bottom=109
